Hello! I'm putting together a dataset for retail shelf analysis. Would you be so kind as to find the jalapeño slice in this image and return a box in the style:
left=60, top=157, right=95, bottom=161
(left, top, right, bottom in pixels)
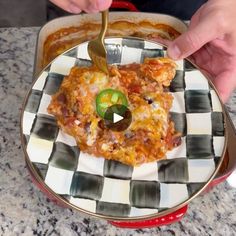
left=96, top=89, right=128, bottom=118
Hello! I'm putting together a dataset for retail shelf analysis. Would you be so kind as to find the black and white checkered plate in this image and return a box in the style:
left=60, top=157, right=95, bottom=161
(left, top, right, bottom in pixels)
left=21, top=37, right=227, bottom=220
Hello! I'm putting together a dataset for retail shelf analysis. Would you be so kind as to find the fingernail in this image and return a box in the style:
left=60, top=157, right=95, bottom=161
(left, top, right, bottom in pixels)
left=167, top=44, right=181, bottom=60
left=68, top=4, right=82, bottom=14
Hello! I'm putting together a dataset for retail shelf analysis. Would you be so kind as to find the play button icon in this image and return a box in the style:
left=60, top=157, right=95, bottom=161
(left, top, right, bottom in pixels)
left=113, top=113, right=123, bottom=123
left=104, top=104, right=132, bottom=132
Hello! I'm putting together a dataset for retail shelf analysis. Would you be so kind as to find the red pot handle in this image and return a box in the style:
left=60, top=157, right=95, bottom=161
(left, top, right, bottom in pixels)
left=111, top=1, right=139, bottom=12
left=108, top=205, right=188, bottom=228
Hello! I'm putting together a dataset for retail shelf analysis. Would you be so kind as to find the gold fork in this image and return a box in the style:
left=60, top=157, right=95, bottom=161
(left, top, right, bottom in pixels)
left=88, top=10, right=109, bottom=74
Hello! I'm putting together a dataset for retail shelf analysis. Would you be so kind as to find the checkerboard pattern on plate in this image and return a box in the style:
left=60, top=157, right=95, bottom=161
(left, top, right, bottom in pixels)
left=22, top=37, right=226, bottom=218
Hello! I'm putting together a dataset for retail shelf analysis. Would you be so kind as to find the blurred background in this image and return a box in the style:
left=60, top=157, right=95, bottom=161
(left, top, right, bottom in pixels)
left=0, top=0, right=70, bottom=27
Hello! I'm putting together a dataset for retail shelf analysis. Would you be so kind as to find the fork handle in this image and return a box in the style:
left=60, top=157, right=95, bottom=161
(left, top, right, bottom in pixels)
left=98, top=10, right=108, bottom=40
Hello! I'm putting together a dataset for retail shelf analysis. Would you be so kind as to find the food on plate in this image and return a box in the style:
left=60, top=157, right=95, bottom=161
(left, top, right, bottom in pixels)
left=47, top=57, right=181, bottom=166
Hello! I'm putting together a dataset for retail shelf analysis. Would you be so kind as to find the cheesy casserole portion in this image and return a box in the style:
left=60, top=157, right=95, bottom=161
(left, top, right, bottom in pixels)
left=47, top=58, right=181, bottom=166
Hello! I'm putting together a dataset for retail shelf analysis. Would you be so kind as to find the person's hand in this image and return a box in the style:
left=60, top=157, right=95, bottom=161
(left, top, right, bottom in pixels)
left=167, top=0, right=236, bottom=103
left=49, top=0, right=112, bottom=14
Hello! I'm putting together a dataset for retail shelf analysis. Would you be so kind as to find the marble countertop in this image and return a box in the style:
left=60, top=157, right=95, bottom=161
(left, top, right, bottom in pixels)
left=0, top=27, right=236, bottom=236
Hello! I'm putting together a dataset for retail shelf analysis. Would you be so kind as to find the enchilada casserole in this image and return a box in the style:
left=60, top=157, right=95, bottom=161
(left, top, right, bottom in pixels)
left=47, top=57, right=181, bottom=166
left=43, top=21, right=180, bottom=67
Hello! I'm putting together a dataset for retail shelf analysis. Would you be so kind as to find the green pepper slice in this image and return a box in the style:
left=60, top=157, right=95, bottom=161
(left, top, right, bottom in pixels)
left=96, top=89, right=128, bottom=118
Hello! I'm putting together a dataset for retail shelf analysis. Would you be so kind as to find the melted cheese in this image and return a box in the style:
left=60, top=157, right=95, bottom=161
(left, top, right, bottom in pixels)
left=47, top=58, right=180, bottom=166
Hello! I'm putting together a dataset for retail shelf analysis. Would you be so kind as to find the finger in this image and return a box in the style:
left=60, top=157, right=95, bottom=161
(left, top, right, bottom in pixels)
left=49, top=0, right=112, bottom=13
left=167, top=16, right=221, bottom=60
left=94, top=0, right=112, bottom=11
left=213, top=71, right=236, bottom=103
left=70, top=0, right=88, bottom=11
left=70, top=0, right=112, bottom=13
left=82, top=0, right=112, bottom=13
left=49, top=0, right=82, bottom=13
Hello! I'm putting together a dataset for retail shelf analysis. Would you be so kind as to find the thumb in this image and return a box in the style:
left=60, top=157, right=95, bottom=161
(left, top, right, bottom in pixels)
left=167, top=20, right=219, bottom=60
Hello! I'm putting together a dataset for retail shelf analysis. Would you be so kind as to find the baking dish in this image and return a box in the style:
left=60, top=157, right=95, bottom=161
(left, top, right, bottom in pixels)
left=29, top=10, right=236, bottom=228
left=34, top=12, right=188, bottom=76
